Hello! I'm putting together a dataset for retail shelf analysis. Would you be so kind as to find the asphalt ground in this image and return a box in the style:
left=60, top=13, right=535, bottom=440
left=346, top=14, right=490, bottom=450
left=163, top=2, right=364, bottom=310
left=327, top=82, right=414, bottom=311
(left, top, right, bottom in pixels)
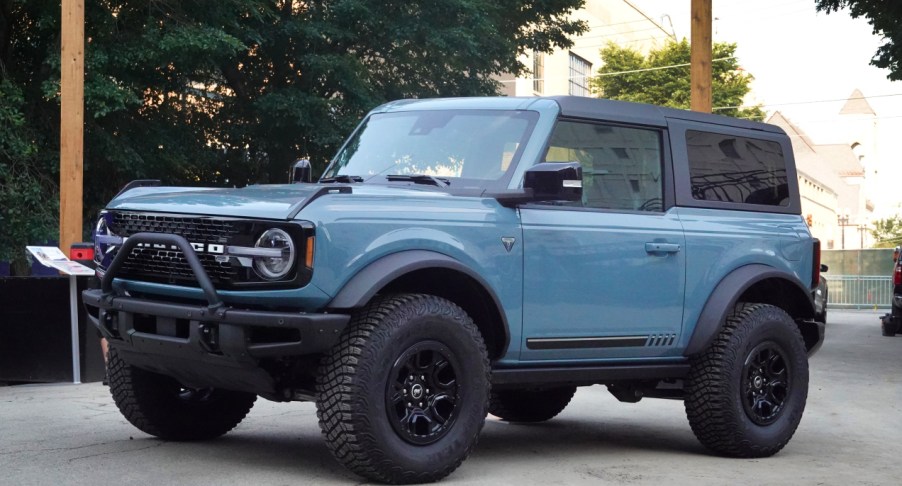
left=1, top=310, right=900, bottom=485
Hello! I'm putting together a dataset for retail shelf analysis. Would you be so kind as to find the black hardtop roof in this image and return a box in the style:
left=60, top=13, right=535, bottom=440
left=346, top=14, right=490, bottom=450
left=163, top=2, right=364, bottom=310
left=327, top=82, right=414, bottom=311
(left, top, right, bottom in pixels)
left=370, top=96, right=785, bottom=136
left=549, top=96, right=785, bottom=135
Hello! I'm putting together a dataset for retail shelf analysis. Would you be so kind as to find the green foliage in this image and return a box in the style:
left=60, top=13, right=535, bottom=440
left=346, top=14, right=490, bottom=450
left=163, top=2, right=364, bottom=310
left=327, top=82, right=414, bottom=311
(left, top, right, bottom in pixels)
left=591, top=39, right=765, bottom=121
left=816, top=1, right=902, bottom=81
left=0, top=80, right=59, bottom=273
left=870, top=216, right=902, bottom=248
left=0, top=0, right=586, bottom=270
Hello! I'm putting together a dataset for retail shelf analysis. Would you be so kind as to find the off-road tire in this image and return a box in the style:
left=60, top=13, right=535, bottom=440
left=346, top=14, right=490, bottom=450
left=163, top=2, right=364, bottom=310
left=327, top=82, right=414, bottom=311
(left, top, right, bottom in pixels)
left=316, top=293, right=490, bottom=484
left=881, top=316, right=898, bottom=336
left=108, top=347, right=256, bottom=441
left=685, top=303, right=808, bottom=457
left=489, top=386, right=577, bottom=423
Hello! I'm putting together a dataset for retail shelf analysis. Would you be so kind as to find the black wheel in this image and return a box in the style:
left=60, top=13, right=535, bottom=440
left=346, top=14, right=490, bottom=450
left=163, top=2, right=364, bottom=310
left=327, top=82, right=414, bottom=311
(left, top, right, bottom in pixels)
left=489, top=386, right=576, bottom=423
left=316, top=294, right=490, bottom=484
left=107, top=347, right=256, bottom=441
left=685, top=303, right=809, bottom=457
left=881, top=316, right=898, bottom=337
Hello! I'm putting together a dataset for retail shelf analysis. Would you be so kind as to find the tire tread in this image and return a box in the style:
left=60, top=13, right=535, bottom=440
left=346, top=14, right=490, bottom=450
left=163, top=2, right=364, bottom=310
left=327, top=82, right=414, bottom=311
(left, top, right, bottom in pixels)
left=108, top=347, right=256, bottom=441
left=315, top=293, right=490, bottom=484
left=684, top=303, right=807, bottom=458
left=489, top=386, right=576, bottom=423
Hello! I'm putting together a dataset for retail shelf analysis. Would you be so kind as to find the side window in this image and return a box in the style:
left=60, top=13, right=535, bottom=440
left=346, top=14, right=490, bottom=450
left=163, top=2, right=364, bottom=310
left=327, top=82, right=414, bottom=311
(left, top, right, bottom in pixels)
left=544, top=120, right=663, bottom=211
left=686, top=130, right=788, bottom=206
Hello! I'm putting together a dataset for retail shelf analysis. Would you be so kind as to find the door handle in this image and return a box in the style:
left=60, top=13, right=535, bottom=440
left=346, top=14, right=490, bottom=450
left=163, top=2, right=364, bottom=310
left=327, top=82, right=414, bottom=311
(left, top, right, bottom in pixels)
left=645, top=242, right=681, bottom=254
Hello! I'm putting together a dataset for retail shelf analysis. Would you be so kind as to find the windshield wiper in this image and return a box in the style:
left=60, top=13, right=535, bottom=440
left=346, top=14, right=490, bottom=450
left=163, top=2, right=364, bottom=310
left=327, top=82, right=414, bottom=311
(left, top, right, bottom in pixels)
left=320, top=175, right=364, bottom=183
left=385, top=174, right=450, bottom=187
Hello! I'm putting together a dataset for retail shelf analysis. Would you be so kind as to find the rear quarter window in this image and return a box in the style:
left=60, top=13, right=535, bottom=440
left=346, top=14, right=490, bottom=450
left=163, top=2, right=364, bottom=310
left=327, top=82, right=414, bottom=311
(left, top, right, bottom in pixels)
left=686, top=130, right=789, bottom=207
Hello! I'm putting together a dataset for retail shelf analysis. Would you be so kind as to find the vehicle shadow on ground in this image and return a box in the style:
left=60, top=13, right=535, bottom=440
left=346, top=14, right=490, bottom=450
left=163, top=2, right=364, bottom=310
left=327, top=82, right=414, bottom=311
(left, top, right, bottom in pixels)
left=122, top=414, right=706, bottom=481
left=476, top=416, right=707, bottom=459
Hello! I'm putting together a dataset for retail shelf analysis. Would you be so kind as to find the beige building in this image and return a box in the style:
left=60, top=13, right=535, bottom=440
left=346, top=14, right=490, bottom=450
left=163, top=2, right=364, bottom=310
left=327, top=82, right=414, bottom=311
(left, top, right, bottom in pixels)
left=498, top=0, right=675, bottom=97
left=767, top=110, right=872, bottom=250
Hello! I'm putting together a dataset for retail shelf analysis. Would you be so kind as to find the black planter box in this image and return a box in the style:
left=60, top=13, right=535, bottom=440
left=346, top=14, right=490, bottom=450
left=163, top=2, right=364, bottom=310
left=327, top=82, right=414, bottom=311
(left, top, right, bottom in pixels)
left=0, top=276, right=105, bottom=383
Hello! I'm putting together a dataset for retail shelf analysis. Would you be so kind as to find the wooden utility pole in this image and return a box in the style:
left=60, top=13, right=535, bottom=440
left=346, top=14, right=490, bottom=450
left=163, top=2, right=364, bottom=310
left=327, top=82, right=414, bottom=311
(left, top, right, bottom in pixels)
left=690, top=0, right=712, bottom=113
left=60, top=0, right=85, bottom=253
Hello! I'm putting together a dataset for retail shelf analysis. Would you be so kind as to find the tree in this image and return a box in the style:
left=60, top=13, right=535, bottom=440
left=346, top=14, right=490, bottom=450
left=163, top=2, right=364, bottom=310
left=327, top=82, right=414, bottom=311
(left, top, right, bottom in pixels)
left=0, top=50, right=59, bottom=274
left=870, top=216, right=902, bottom=248
left=816, top=1, right=902, bottom=81
left=0, top=0, right=586, bottom=272
left=590, top=39, right=764, bottom=121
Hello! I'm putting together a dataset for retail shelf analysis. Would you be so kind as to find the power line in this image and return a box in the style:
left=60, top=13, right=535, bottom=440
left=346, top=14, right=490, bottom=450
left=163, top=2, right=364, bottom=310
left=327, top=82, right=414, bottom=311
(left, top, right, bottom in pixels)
left=571, top=25, right=672, bottom=42
left=713, top=93, right=902, bottom=112
left=575, top=35, right=673, bottom=49
left=595, top=57, right=736, bottom=77
left=785, top=114, right=902, bottom=123
left=580, top=18, right=664, bottom=30
left=498, top=56, right=737, bottom=84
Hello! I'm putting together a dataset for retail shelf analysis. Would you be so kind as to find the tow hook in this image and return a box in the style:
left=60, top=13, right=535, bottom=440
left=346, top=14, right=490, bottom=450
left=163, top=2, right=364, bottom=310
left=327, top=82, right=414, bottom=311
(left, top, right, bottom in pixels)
left=199, top=323, right=220, bottom=353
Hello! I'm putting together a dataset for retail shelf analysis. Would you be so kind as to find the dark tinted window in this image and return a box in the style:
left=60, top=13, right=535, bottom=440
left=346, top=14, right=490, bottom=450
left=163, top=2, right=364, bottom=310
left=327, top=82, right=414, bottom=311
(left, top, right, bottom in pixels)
left=545, top=121, right=663, bottom=211
left=686, top=130, right=788, bottom=206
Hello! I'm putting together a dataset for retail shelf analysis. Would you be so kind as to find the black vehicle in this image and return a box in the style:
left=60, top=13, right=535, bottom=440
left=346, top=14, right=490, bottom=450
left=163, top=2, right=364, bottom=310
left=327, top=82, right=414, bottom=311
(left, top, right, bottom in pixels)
left=881, top=249, right=901, bottom=336
left=814, top=264, right=828, bottom=323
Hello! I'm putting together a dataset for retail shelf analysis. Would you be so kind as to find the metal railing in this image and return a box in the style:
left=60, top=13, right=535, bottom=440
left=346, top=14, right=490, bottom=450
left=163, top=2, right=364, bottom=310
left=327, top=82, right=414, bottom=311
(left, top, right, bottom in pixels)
left=823, top=275, right=893, bottom=309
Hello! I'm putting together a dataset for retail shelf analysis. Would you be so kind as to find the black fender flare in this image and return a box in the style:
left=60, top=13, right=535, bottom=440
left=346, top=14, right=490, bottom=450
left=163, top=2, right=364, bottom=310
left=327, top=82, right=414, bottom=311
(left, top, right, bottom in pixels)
left=327, top=250, right=510, bottom=350
left=684, top=264, right=815, bottom=356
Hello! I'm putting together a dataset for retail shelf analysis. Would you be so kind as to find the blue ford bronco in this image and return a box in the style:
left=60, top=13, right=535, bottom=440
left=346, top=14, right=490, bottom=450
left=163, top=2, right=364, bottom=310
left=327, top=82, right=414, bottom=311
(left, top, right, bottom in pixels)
left=83, top=96, right=825, bottom=484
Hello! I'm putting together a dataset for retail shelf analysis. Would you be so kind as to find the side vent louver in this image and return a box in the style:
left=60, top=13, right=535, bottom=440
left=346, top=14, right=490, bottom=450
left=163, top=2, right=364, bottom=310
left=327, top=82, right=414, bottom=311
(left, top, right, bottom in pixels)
left=645, top=334, right=676, bottom=347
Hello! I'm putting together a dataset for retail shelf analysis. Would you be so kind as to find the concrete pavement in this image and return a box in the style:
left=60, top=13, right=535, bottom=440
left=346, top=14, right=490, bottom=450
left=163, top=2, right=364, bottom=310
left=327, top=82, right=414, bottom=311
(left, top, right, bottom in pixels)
left=1, top=310, right=900, bottom=485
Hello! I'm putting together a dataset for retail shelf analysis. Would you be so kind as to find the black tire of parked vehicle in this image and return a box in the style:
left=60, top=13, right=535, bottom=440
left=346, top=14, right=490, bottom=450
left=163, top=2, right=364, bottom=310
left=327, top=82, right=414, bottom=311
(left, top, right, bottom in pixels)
left=489, top=386, right=577, bottom=422
left=315, top=293, right=491, bottom=484
left=684, top=303, right=809, bottom=458
left=881, top=316, right=898, bottom=336
left=107, top=347, right=256, bottom=441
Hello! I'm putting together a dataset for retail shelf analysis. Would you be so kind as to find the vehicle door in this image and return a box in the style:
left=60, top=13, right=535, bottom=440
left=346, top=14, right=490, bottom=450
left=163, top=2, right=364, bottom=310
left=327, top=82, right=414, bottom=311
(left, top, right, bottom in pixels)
left=519, top=119, right=686, bottom=361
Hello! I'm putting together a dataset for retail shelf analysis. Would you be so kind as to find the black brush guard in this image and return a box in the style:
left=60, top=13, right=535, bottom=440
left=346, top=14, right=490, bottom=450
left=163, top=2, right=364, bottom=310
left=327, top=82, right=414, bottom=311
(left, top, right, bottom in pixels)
left=82, top=232, right=348, bottom=395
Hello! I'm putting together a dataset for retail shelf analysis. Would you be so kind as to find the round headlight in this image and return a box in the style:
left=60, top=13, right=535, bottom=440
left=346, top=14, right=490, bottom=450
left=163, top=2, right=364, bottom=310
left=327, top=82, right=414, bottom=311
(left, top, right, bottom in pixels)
left=94, top=217, right=106, bottom=263
left=253, top=228, right=296, bottom=280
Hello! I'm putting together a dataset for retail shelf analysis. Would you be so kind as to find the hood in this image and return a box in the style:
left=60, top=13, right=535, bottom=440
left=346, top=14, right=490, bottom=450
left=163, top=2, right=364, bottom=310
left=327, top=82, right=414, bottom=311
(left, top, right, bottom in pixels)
left=106, top=183, right=455, bottom=220
left=108, top=184, right=340, bottom=220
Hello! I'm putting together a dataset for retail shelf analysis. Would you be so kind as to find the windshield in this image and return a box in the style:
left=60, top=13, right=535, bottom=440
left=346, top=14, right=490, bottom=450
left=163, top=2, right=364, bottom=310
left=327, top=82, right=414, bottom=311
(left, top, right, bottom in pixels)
left=322, top=110, right=538, bottom=186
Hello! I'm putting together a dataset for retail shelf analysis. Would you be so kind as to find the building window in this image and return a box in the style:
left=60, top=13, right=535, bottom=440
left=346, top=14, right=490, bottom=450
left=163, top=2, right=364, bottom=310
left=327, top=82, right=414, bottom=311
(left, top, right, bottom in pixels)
left=569, top=52, right=591, bottom=97
left=533, top=52, right=544, bottom=94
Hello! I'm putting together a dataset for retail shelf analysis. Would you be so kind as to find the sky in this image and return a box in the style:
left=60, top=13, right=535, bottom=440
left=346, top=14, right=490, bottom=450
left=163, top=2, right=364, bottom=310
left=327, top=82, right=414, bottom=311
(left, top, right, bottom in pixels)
left=628, top=0, right=901, bottom=132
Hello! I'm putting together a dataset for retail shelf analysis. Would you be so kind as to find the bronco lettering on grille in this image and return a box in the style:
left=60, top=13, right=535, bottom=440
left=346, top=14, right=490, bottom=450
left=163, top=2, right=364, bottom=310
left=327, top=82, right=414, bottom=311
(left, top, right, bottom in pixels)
left=132, top=240, right=225, bottom=254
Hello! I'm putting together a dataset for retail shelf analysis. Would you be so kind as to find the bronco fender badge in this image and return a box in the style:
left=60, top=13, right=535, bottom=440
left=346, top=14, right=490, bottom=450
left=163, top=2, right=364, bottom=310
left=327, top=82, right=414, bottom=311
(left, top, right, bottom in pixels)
left=501, top=237, right=516, bottom=252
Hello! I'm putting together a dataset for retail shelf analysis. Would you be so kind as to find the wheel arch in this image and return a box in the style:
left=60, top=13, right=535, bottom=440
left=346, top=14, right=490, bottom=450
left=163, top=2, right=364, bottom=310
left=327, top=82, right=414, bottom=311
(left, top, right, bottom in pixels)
left=327, top=250, right=510, bottom=359
left=685, top=264, right=816, bottom=356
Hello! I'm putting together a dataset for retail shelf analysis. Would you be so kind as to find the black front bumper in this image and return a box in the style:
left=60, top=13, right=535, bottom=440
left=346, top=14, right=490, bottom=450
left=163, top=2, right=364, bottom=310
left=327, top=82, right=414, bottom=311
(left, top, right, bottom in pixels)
left=82, top=232, right=349, bottom=395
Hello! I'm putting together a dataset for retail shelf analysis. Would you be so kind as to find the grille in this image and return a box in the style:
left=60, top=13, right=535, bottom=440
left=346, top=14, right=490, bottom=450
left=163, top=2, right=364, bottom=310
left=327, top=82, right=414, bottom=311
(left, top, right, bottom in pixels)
left=120, top=247, right=238, bottom=284
left=110, top=213, right=237, bottom=242
left=108, top=212, right=240, bottom=285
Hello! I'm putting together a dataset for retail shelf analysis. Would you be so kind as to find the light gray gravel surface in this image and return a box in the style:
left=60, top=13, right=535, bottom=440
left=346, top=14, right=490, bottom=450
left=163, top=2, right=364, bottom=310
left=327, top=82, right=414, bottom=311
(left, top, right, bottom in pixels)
left=1, top=310, right=900, bottom=485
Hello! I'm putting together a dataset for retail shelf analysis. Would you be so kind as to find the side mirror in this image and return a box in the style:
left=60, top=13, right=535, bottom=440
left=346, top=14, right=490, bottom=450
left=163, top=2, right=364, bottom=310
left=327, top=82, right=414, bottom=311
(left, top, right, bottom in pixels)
left=820, top=264, right=828, bottom=273
left=290, top=158, right=312, bottom=183
left=523, top=162, right=582, bottom=202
